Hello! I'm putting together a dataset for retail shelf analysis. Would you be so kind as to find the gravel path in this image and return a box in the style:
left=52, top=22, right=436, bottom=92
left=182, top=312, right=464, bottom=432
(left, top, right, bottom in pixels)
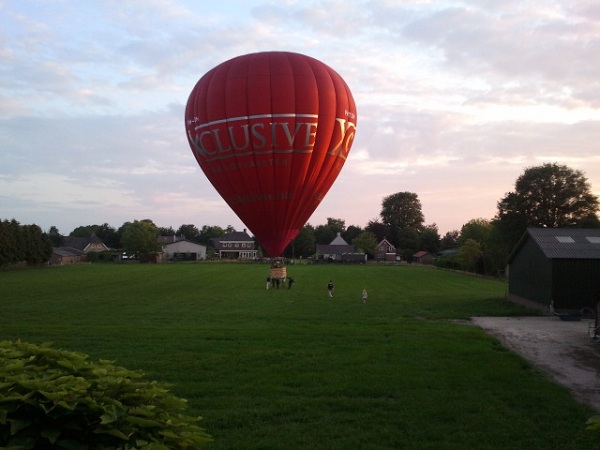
left=472, top=316, right=600, bottom=412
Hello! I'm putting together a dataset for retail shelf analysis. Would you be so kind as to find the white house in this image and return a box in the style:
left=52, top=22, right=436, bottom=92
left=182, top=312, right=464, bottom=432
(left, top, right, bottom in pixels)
left=211, top=229, right=257, bottom=259
left=158, top=236, right=207, bottom=261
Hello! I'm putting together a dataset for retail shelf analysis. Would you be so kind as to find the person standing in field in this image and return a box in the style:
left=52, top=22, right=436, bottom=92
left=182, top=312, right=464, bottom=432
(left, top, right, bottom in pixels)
left=327, top=280, right=334, bottom=298
left=362, top=288, right=368, bottom=303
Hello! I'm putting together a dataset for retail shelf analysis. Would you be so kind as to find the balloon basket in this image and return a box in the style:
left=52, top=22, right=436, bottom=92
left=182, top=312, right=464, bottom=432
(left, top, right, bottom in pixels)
left=269, top=259, right=287, bottom=280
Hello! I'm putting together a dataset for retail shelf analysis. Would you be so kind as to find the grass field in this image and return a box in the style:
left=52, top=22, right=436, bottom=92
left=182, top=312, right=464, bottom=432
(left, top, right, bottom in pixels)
left=1, top=262, right=598, bottom=449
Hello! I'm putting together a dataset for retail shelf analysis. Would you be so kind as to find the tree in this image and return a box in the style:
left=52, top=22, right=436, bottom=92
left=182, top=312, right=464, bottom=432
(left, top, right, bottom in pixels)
left=419, top=223, right=441, bottom=254
left=158, top=226, right=176, bottom=236
left=314, top=224, right=336, bottom=245
left=70, top=225, right=96, bottom=237
left=287, top=224, right=315, bottom=258
left=47, top=226, right=63, bottom=247
left=177, top=224, right=201, bottom=242
left=0, top=219, right=23, bottom=265
left=457, top=239, right=483, bottom=273
left=365, top=219, right=390, bottom=243
left=0, top=219, right=51, bottom=266
left=342, top=225, right=363, bottom=244
left=197, top=225, right=225, bottom=247
left=396, top=227, right=420, bottom=260
left=326, top=218, right=345, bottom=234
left=458, top=218, right=492, bottom=247
left=485, top=221, right=513, bottom=276
left=120, top=220, right=161, bottom=261
left=23, top=224, right=52, bottom=265
left=496, top=163, right=600, bottom=248
left=440, top=230, right=459, bottom=250
left=352, top=231, right=378, bottom=258
left=95, top=223, right=120, bottom=249
left=380, top=192, right=425, bottom=247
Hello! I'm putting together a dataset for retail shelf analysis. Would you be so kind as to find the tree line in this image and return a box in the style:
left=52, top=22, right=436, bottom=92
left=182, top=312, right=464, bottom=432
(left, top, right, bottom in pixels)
left=2, top=163, right=599, bottom=274
left=0, top=219, right=52, bottom=266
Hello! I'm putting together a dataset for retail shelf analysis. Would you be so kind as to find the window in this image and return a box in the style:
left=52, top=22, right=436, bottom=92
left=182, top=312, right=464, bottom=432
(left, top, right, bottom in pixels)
left=555, top=236, right=574, bottom=243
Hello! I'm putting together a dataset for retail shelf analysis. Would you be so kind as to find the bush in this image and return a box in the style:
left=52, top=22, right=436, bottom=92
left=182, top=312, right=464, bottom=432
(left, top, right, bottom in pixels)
left=0, top=340, right=212, bottom=449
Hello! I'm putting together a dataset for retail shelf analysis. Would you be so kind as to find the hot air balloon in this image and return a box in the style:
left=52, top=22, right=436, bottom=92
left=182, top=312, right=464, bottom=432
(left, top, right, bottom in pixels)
left=185, top=51, right=357, bottom=257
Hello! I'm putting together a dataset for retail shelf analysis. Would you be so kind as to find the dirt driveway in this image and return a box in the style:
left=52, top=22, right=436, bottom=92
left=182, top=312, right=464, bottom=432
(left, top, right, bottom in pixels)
left=472, top=316, right=600, bottom=412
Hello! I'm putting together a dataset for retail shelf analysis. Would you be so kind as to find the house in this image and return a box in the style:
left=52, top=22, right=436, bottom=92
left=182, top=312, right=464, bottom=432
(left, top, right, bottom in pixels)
left=507, top=228, right=600, bottom=312
left=412, top=250, right=434, bottom=265
left=158, top=236, right=207, bottom=261
left=211, top=229, right=257, bottom=259
left=62, top=234, right=109, bottom=253
left=375, top=238, right=398, bottom=262
left=316, top=232, right=356, bottom=262
left=49, top=247, right=87, bottom=265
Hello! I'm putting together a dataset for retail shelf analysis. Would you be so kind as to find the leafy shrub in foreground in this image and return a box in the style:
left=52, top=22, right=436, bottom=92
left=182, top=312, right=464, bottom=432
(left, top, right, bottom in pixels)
left=0, top=340, right=211, bottom=449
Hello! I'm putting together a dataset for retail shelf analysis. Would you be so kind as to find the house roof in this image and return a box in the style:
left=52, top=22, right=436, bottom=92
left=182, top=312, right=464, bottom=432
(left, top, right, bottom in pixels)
left=210, top=229, right=255, bottom=250
left=157, top=235, right=185, bottom=244
left=315, top=232, right=354, bottom=254
left=377, top=238, right=395, bottom=248
left=214, top=230, right=254, bottom=242
left=62, top=234, right=106, bottom=251
left=161, top=239, right=206, bottom=249
left=509, top=227, right=600, bottom=262
left=413, top=250, right=430, bottom=258
left=330, top=232, right=348, bottom=246
left=53, top=247, right=86, bottom=257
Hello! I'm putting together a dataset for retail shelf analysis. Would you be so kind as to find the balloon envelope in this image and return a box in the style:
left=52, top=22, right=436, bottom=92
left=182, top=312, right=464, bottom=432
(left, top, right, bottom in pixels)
left=185, top=51, right=357, bottom=256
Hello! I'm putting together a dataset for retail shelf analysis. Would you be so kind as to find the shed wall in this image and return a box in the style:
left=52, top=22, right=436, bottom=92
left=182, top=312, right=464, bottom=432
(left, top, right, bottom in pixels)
left=508, top=237, right=552, bottom=305
left=551, top=259, right=600, bottom=310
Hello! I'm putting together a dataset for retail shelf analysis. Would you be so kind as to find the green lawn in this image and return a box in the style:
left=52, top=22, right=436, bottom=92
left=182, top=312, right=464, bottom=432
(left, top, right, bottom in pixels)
left=1, top=263, right=597, bottom=449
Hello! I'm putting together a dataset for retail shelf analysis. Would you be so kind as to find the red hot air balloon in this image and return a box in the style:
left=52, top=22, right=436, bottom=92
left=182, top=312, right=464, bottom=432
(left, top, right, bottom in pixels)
left=185, top=51, right=357, bottom=256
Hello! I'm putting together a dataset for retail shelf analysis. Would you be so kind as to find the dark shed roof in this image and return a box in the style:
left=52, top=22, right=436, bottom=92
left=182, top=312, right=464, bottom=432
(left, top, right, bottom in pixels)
left=509, top=228, right=600, bottom=262
left=53, top=247, right=86, bottom=257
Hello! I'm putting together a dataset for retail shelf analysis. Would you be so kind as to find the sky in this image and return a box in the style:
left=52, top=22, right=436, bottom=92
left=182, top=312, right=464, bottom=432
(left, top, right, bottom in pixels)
left=1, top=0, right=600, bottom=237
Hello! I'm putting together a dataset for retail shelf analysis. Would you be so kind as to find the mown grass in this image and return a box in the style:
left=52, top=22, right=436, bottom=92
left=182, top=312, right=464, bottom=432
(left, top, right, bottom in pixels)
left=1, top=263, right=597, bottom=449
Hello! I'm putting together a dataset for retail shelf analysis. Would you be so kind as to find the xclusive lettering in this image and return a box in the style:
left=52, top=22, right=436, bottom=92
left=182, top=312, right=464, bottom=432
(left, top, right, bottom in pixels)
left=187, top=113, right=355, bottom=162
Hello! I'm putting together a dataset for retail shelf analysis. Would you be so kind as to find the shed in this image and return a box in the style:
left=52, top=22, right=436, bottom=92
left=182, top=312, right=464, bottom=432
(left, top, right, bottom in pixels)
left=412, top=250, right=434, bottom=265
left=507, top=228, right=600, bottom=312
left=158, top=236, right=207, bottom=261
left=50, top=247, right=87, bottom=265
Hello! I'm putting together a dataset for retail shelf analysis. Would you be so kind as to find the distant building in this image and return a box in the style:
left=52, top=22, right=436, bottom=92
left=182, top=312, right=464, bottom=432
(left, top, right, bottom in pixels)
left=62, top=234, right=109, bottom=253
left=50, top=234, right=109, bottom=265
left=49, top=247, right=87, bottom=265
left=158, top=236, right=207, bottom=261
left=211, top=229, right=257, bottom=259
left=316, top=232, right=363, bottom=263
left=412, top=250, right=434, bottom=265
left=507, top=228, right=600, bottom=312
left=375, top=238, right=397, bottom=262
